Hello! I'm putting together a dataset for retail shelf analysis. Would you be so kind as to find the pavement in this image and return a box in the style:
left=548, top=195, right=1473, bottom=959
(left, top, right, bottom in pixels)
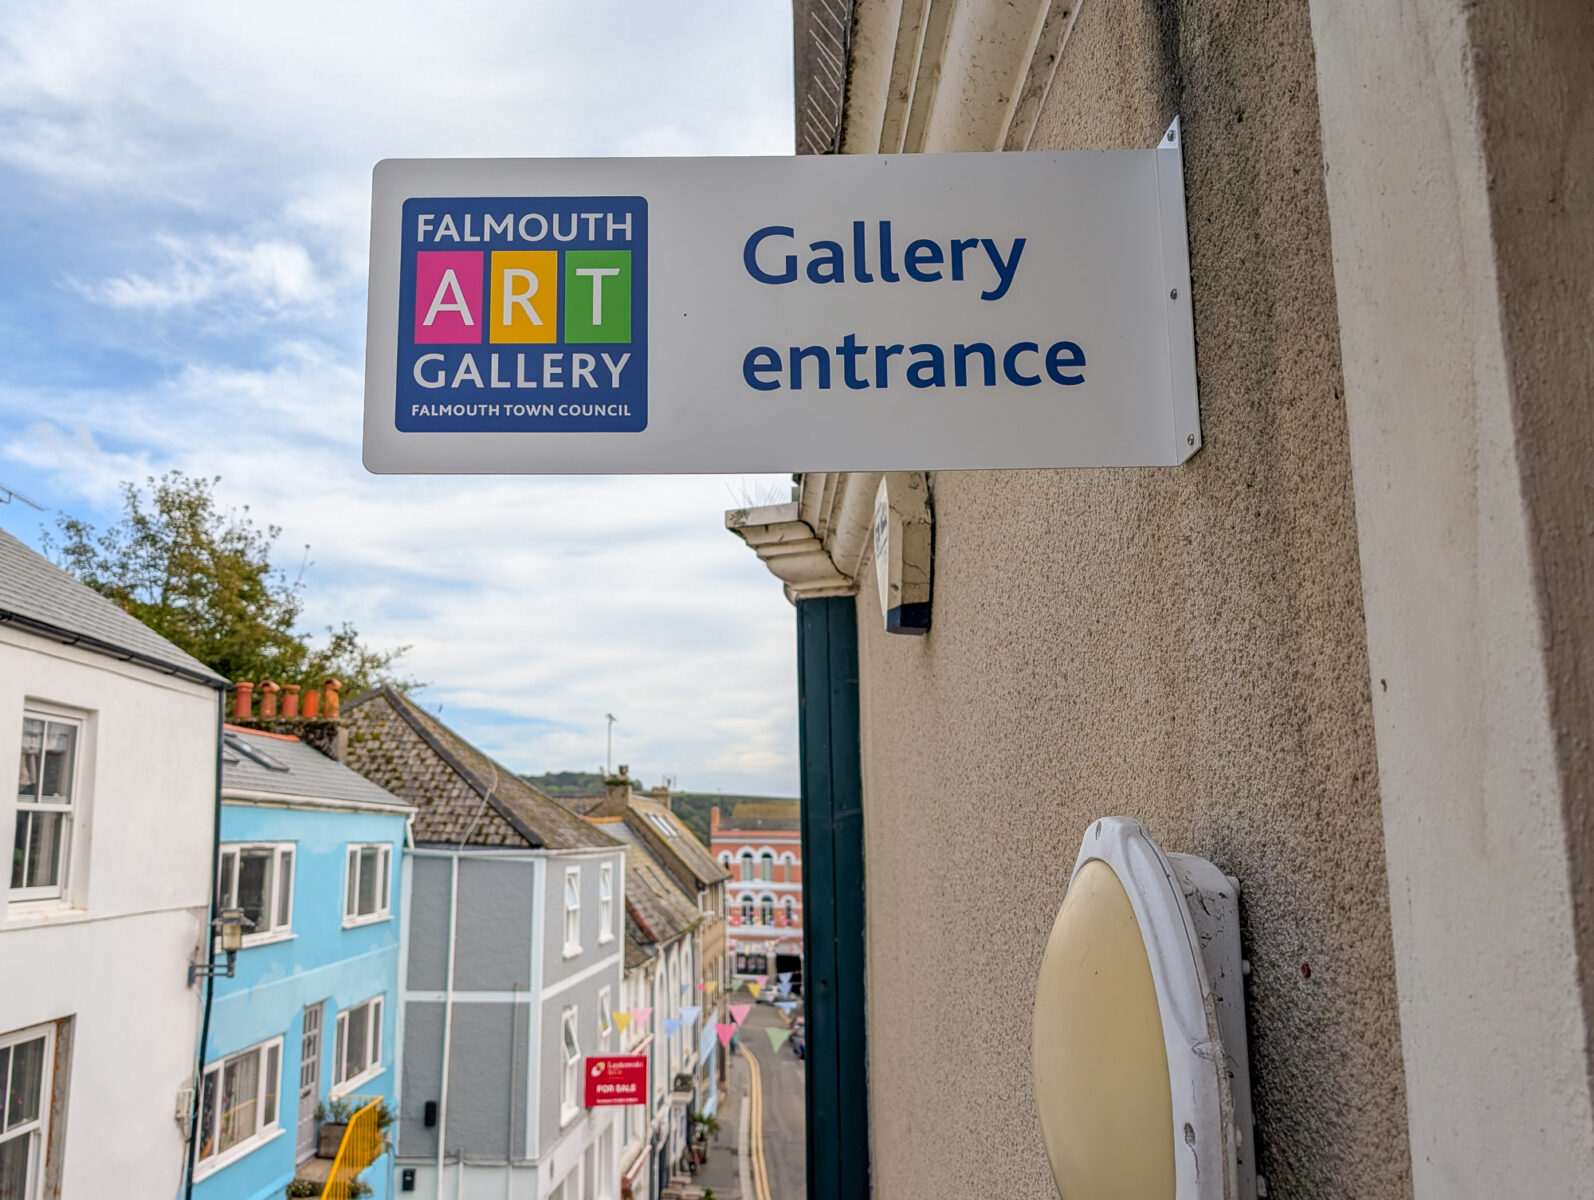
left=692, top=989, right=806, bottom=1200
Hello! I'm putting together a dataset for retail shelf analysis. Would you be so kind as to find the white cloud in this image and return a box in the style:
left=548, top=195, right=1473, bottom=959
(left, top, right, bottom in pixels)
left=0, top=0, right=801, bottom=793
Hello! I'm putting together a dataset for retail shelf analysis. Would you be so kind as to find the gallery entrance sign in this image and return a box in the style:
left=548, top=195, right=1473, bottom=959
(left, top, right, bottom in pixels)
left=363, top=122, right=1198, bottom=473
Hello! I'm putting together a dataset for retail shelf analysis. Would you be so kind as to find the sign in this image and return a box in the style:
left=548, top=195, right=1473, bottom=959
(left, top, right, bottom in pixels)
left=584, top=1055, right=647, bottom=1106
left=364, top=122, right=1198, bottom=473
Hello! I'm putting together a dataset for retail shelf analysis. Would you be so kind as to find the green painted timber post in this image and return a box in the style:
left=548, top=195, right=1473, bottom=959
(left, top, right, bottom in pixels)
left=796, top=595, right=870, bottom=1200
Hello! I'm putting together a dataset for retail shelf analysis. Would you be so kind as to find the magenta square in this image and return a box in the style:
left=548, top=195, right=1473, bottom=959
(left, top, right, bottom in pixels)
left=414, top=251, right=483, bottom=343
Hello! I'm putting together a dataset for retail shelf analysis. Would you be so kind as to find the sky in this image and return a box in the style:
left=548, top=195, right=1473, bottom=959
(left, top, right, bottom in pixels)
left=0, top=1, right=802, bottom=795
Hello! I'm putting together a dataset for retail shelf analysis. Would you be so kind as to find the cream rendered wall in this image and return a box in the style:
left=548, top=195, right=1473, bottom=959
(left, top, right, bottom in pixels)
left=0, top=626, right=217, bottom=1196
left=1308, top=0, right=1594, bottom=1194
left=839, top=0, right=1412, bottom=1197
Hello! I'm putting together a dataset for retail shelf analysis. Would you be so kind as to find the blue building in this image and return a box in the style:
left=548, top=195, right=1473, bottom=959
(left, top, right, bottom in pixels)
left=192, top=718, right=413, bottom=1200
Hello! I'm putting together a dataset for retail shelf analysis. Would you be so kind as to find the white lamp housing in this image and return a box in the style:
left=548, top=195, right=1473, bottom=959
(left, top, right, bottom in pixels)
left=1033, top=816, right=1256, bottom=1200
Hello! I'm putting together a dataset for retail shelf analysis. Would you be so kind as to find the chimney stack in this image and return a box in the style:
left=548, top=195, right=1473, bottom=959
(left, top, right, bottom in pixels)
left=301, top=686, right=320, bottom=719
left=259, top=681, right=279, bottom=719
left=598, top=765, right=633, bottom=818
left=323, top=678, right=341, bottom=719
left=232, top=681, right=253, bottom=721
left=282, top=683, right=301, bottom=719
left=647, top=783, right=673, bottom=812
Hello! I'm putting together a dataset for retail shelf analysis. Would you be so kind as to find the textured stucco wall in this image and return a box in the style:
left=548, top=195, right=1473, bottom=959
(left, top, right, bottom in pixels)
left=849, top=1, right=1411, bottom=1197
left=1308, top=0, right=1594, bottom=1193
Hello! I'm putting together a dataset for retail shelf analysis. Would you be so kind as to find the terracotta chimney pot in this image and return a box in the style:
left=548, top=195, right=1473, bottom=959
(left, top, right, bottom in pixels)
left=282, top=684, right=301, bottom=719
left=301, top=687, right=320, bottom=719
left=259, top=681, right=279, bottom=718
left=233, top=681, right=253, bottom=721
left=323, top=678, right=342, bottom=719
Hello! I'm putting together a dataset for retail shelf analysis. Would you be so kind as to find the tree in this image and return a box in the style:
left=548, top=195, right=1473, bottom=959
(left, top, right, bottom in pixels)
left=46, top=471, right=415, bottom=694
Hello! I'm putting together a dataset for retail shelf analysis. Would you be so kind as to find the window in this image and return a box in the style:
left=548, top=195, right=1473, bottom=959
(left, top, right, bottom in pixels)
left=741, top=897, right=753, bottom=925
left=196, top=1038, right=282, bottom=1174
left=740, top=853, right=754, bottom=882
left=598, top=864, right=614, bottom=943
left=0, top=1023, right=55, bottom=1198
left=343, top=844, right=391, bottom=924
left=333, top=997, right=383, bottom=1091
left=785, top=898, right=795, bottom=926
left=597, top=988, right=613, bottom=1054
left=12, top=713, right=79, bottom=901
left=760, top=852, right=774, bottom=882
left=563, top=868, right=581, bottom=955
left=761, top=895, right=775, bottom=926
left=216, top=844, right=295, bottom=942
left=560, top=1006, right=581, bottom=1122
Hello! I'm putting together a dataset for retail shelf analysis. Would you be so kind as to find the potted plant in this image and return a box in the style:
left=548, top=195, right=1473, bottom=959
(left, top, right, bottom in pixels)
left=315, top=1096, right=354, bottom=1158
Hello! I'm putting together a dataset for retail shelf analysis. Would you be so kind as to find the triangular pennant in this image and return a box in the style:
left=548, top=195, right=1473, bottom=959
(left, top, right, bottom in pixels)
left=778, top=972, right=793, bottom=984
left=680, top=982, right=690, bottom=996
left=695, top=982, right=706, bottom=991
left=766, top=1028, right=792, bottom=1052
left=729, top=1004, right=752, bottom=1026
left=716, top=1023, right=737, bottom=1049
left=748, top=983, right=762, bottom=998
left=777, top=982, right=792, bottom=996
left=662, top=1017, right=682, bottom=1035
left=680, top=1005, right=701, bottom=1026
left=613, top=1011, right=633, bottom=1034
left=775, top=1001, right=796, bottom=1015
left=704, top=980, right=717, bottom=995
left=630, top=1007, right=653, bottom=1027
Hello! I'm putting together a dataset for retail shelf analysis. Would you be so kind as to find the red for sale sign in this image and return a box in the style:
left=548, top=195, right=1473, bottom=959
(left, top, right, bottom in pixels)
left=584, top=1055, right=648, bottom=1106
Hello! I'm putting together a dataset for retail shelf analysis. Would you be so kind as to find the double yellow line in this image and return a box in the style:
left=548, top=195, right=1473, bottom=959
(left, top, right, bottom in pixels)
left=741, top=1042, right=773, bottom=1200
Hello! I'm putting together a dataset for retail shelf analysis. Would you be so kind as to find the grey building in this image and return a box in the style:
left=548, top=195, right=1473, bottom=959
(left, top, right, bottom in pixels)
left=344, top=687, right=626, bottom=1200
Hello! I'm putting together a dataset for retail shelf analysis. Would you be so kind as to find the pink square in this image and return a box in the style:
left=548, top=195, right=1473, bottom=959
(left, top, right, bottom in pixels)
left=414, top=251, right=483, bottom=343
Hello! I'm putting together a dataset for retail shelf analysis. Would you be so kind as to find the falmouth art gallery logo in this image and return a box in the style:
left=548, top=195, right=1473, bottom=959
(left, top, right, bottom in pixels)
left=395, top=196, right=647, bottom=432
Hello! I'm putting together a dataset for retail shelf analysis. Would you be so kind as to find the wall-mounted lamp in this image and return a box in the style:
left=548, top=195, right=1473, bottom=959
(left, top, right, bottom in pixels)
left=188, top=907, right=252, bottom=985
left=1033, top=817, right=1256, bottom=1200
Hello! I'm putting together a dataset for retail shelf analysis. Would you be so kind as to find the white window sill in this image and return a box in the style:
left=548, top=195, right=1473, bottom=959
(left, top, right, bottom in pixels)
left=563, top=943, right=583, bottom=959
left=342, top=912, right=392, bottom=930
left=3, top=899, right=86, bottom=926
left=239, top=930, right=296, bottom=950
left=598, top=932, right=615, bottom=945
left=330, top=1064, right=386, bottom=1097
left=560, top=1103, right=580, bottom=1128
left=193, top=1124, right=286, bottom=1181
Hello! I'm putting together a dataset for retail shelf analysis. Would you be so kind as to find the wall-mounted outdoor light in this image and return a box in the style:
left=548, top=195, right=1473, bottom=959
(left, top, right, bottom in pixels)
left=188, top=907, right=251, bottom=985
left=1033, top=817, right=1256, bottom=1200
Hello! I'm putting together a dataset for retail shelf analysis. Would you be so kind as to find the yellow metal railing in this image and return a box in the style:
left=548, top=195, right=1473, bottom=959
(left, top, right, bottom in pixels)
left=321, top=1095, right=385, bottom=1200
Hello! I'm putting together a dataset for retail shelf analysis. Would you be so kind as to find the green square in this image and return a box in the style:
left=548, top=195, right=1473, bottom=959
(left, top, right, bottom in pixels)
left=564, top=250, right=631, bottom=343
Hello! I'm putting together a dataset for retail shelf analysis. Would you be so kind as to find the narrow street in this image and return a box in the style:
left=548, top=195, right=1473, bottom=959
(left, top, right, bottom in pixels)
left=695, top=992, right=805, bottom=1200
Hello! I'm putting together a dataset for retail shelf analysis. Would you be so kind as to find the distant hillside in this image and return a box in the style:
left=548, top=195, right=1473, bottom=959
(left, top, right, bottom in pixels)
left=519, top=772, right=796, bottom=846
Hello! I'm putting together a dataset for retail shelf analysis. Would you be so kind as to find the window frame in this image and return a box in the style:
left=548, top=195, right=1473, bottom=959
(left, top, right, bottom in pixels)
left=560, top=1005, right=581, bottom=1124
left=193, top=1035, right=284, bottom=1179
left=215, top=842, right=296, bottom=945
left=598, top=863, right=615, bottom=944
left=331, top=995, right=385, bottom=1094
left=0, top=1021, right=57, bottom=1200
left=760, top=852, right=775, bottom=883
left=342, top=843, right=393, bottom=927
left=597, top=987, right=613, bottom=1054
left=11, top=709, right=84, bottom=904
left=563, top=867, right=582, bottom=957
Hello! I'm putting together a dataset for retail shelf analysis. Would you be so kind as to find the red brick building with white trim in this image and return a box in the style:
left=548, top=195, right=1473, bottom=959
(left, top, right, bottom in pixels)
left=710, top=800, right=802, bottom=981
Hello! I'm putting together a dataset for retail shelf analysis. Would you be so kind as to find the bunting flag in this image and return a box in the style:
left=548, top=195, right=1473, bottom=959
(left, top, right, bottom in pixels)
left=766, top=1028, right=792, bottom=1052
left=681, top=982, right=690, bottom=997
left=662, top=1017, right=682, bottom=1036
left=716, top=1023, right=737, bottom=1049
left=775, top=1001, right=796, bottom=1016
left=729, top=1004, right=752, bottom=1026
left=613, top=1011, right=634, bottom=1034
left=748, top=983, right=763, bottom=999
left=778, top=972, right=793, bottom=984
left=630, top=1007, right=653, bottom=1027
left=695, top=982, right=706, bottom=991
left=680, top=1005, right=701, bottom=1026
left=777, top=982, right=792, bottom=996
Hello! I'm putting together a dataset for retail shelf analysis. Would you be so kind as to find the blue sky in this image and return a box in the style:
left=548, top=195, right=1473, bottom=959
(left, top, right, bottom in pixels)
left=0, top=1, right=801, bottom=795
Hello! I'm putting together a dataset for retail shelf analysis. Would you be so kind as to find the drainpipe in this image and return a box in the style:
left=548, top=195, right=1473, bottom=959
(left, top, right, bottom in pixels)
left=436, top=852, right=460, bottom=1197
left=182, top=687, right=227, bottom=1200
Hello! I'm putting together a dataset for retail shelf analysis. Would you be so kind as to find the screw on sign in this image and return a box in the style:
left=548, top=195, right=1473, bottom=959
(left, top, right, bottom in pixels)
left=584, top=1055, right=648, bottom=1106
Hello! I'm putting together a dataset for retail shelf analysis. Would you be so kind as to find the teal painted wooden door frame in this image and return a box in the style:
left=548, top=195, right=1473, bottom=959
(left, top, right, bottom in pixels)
left=797, top=596, right=871, bottom=1199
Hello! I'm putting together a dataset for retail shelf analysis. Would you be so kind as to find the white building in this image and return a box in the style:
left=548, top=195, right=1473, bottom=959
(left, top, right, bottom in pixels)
left=0, top=526, right=226, bottom=1197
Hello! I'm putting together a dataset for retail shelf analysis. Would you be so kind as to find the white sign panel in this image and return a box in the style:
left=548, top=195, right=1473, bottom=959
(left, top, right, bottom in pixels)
left=363, top=123, right=1198, bottom=473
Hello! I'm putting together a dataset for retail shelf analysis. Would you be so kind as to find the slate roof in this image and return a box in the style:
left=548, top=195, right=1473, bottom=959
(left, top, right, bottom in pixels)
left=625, top=916, right=656, bottom=970
left=602, top=819, right=701, bottom=954
left=627, top=796, right=729, bottom=891
left=222, top=727, right=411, bottom=811
left=0, top=525, right=225, bottom=686
left=342, top=686, right=619, bottom=851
